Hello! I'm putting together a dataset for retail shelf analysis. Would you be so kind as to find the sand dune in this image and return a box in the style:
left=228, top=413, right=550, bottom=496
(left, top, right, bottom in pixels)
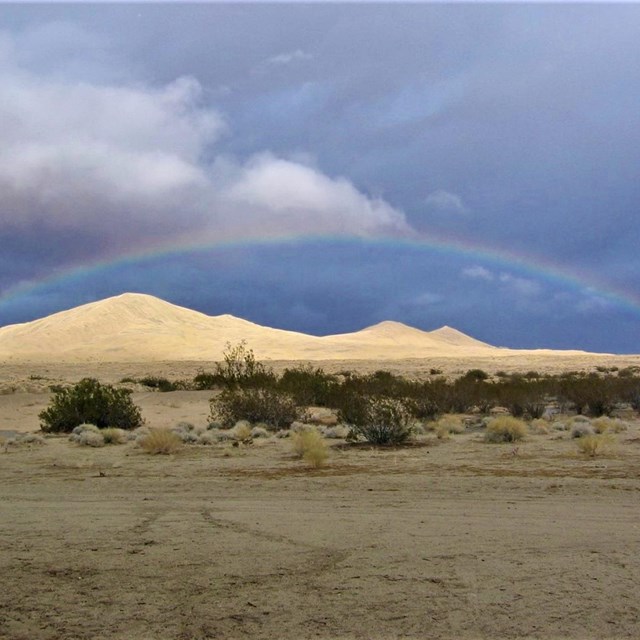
left=0, top=292, right=599, bottom=362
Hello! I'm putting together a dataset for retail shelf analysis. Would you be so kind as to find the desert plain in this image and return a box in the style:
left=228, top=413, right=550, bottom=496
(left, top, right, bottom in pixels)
left=1, top=295, right=640, bottom=639
left=1, top=357, right=640, bottom=640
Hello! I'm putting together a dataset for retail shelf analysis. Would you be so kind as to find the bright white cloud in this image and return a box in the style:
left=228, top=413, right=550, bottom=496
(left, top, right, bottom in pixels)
left=222, top=154, right=410, bottom=236
left=0, top=36, right=411, bottom=255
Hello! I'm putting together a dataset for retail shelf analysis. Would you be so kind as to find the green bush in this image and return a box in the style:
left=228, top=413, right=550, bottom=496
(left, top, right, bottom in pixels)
left=139, top=376, right=186, bottom=392
left=193, top=370, right=223, bottom=390
left=39, top=378, right=143, bottom=433
left=344, top=396, right=413, bottom=445
left=215, top=340, right=276, bottom=388
left=210, top=387, right=299, bottom=430
left=278, top=364, right=337, bottom=406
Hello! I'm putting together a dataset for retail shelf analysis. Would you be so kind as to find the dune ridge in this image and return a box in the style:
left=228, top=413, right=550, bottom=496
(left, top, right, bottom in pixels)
left=0, top=292, right=598, bottom=362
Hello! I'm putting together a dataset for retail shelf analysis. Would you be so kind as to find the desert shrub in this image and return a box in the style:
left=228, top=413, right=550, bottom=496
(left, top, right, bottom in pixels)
left=291, top=427, right=313, bottom=457
left=291, top=430, right=328, bottom=467
left=571, top=423, right=594, bottom=439
left=529, top=419, right=550, bottom=435
left=5, top=433, right=46, bottom=448
left=101, top=427, right=127, bottom=444
left=345, top=397, right=413, bottom=445
left=232, top=421, right=253, bottom=442
left=278, top=364, right=337, bottom=406
left=434, top=415, right=465, bottom=439
left=577, top=434, right=614, bottom=457
left=193, top=370, right=223, bottom=390
left=210, top=387, right=299, bottom=430
left=591, top=417, right=628, bottom=434
left=323, top=424, right=349, bottom=439
left=559, top=377, right=616, bottom=416
left=138, top=376, right=187, bottom=392
left=484, top=416, right=527, bottom=443
left=74, top=430, right=105, bottom=447
left=72, top=423, right=100, bottom=433
left=139, top=428, right=183, bottom=454
left=171, top=423, right=200, bottom=444
left=335, top=392, right=371, bottom=429
left=251, top=426, right=270, bottom=439
left=523, top=401, right=547, bottom=420
left=130, top=426, right=150, bottom=442
left=20, top=433, right=46, bottom=445
left=197, top=431, right=217, bottom=445
left=40, top=378, right=143, bottom=433
left=463, top=369, right=489, bottom=382
left=408, top=396, right=440, bottom=421
left=69, top=423, right=100, bottom=443
left=215, top=341, right=276, bottom=388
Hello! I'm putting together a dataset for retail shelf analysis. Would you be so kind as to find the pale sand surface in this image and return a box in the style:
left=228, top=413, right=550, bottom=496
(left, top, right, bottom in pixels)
left=2, top=357, right=640, bottom=639
left=0, top=293, right=626, bottom=363
left=1, top=426, right=639, bottom=639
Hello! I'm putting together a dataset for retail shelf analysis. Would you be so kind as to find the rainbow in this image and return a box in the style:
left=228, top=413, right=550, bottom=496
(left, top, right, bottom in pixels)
left=1, top=230, right=639, bottom=317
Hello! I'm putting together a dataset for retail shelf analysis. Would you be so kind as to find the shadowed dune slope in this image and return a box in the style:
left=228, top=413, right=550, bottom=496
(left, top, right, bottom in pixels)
left=0, top=292, right=598, bottom=362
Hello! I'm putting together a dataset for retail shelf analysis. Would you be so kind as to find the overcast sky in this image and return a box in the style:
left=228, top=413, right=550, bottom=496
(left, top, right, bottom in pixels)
left=0, top=3, right=639, bottom=352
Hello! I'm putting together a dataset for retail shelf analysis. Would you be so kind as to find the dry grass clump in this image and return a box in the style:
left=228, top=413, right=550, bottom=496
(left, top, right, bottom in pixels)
left=250, top=425, right=270, bottom=439
left=484, top=416, right=527, bottom=443
left=577, top=433, right=614, bottom=457
left=78, top=431, right=105, bottom=447
left=591, top=417, right=628, bottom=434
left=291, top=429, right=328, bottom=468
left=323, top=424, right=350, bottom=439
left=69, top=425, right=105, bottom=447
left=197, top=431, right=217, bottom=445
left=139, top=428, right=183, bottom=455
left=529, top=419, right=550, bottom=435
left=171, top=422, right=201, bottom=444
left=434, top=415, right=465, bottom=439
left=3, top=433, right=46, bottom=450
left=231, top=421, right=253, bottom=442
left=101, top=428, right=127, bottom=445
left=130, top=426, right=150, bottom=442
left=571, top=422, right=595, bottom=439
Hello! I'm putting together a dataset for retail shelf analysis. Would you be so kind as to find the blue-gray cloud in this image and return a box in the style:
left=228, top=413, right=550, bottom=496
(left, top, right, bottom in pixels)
left=0, top=4, right=639, bottom=352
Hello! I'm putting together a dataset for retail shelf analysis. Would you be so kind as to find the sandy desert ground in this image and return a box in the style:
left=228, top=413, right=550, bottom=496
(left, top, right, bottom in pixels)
left=1, top=360, right=640, bottom=640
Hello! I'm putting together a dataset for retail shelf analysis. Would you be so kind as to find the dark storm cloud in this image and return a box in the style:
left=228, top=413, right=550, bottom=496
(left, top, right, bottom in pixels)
left=0, top=13, right=411, bottom=276
left=0, top=4, right=639, bottom=351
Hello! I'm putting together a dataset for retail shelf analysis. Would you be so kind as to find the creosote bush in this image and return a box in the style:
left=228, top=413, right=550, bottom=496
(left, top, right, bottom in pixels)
left=139, top=428, right=183, bottom=454
left=344, top=396, right=413, bottom=445
left=40, top=378, right=143, bottom=433
left=484, top=416, right=527, bottom=443
left=210, top=387, right=299, bottom=430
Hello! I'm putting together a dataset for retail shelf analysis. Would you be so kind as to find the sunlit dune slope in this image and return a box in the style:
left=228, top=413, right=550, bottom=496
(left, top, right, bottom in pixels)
left=0, top=292, right=596, bottom=362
